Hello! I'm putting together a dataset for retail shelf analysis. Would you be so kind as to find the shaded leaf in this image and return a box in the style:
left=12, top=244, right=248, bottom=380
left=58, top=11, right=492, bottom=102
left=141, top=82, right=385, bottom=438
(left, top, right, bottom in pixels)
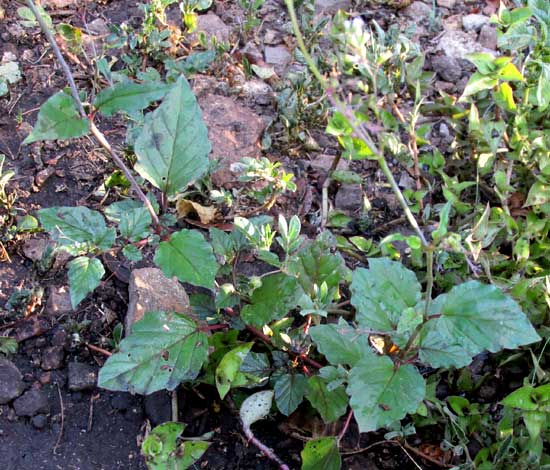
left=67, top=256, right=104, bottom=308
left=305, top=376, right=347, bottom=424
left=119, top=206, right=152, bottom=241
left=274, top=373, right=308, bottom=416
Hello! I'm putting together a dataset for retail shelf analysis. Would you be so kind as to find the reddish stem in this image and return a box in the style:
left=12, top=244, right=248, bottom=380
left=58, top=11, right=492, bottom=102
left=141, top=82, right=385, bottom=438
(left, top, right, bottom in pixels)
left=243, top=425, right=290, bottom=470
left=337, top=408, right=354, bottom=444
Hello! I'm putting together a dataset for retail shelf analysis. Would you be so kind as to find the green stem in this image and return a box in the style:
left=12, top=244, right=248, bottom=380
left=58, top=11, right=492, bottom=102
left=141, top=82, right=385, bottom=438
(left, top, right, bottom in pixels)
left=424, top=249, right=434, bottom=317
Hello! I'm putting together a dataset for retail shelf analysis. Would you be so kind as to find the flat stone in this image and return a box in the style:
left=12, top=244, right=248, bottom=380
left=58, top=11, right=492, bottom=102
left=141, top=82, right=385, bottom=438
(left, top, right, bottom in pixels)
left=462, top=14, right=490, bottom=33
left=41, top=346, right=64, bottom=371
left=264, top=46, right=292, bottom=71
left=401, top=1, right=432, bottom=19
left=308, top=154, right=349, bottom=173
left=0, top=359, right=24, bottom=404
left=431, top=55, right=462, bottom=82
left=43, top=0, right=74, bottom=7
left=479, top=24, right=497, bottom=50
left=87, top=18, right=109, bottom=36
left=436, top=0, right=456, bottom=7
left=22, top=238, right=52, bottom=262
left=199, top=95, right=265, bottom=188
left=190, top=14, right=231, bottom=44
left=335, top=184, right=363, bottom=212
left=314, top=0, right=351, bottom=15
left=68, top=362, right=97, bottom=391
left=45, top=286, right=72, bottom=316
left=126, top=268, right=190, bottom=334
left=437, top=30, right=484, bottom=60
left=238, top=80, right=274, bottom=106
left=13, top=389, right=50, bottom=417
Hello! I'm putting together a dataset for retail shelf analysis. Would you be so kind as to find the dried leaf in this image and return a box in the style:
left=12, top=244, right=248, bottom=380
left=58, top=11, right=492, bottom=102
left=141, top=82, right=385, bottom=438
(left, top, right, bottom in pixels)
left=176, top=199, right=218, bottom=225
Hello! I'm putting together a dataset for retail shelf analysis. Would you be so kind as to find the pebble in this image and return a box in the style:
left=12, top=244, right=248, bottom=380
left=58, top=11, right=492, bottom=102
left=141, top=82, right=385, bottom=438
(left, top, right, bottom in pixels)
left=431, top=55, right=462, bottom=82
left=264, top=46, right=292, bottom=68
left=13, top=389, right=50, bottom=417
left=0, top=359, right=24, bottom=404
left=401, top=1, right=433, bottom=19
left=41, top=346, right=64, bottom=371
left=335, top=184, right=364, bottom=212
left=462, top=14, right=490, bottom=33
left=31, top=414, right=48, bottom=429
left=45, top=286, right=73, bottom=316
left=436, top=0, right=456, bottom=7
left=478, top=24, right=497, bottom=50
left=68, top=362, right=97, bottom=391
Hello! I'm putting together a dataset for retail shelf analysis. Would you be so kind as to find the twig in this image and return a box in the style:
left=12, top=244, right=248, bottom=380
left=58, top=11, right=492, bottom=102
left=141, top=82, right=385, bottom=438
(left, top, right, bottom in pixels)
left=171, top=390, right=179, bottom=422
left=87, top=393, right=99, bottom=432
left=398, top=442, right=423, bottom=470
left=86, top=343, right=112, bottom=357
left=25, top=0, right=161, bottom=231
left=403, top=441, right=454, bottom=468
left=53, top=383, right=65, bottom=454
left=243, top=425, right=290, bottom=470
left=337, top=408, right=354, bottom=444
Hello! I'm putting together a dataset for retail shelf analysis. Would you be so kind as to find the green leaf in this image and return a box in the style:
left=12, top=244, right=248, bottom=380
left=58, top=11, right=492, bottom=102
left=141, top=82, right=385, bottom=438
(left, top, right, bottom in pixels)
left=425, top=281, right=540, bottom=358
left=497, top=22, right=536, bottom=50
left=123, top=244, right=143, bottom=262
left=0, top=337, right=18, bottom=356
left=417, top=325, right=474, bottom=368
left=141, top=422, right=209, bottom=470
left=98, top=311, right=209, bottom=394
left=215, top=342, right=253, bottom=399
left=94, top=81, right=171, bottom=116
left=350, top=258, right=422, bottom=332
left=310, top=318, right=372, bottom=367
left=274, top=373, right=308, bottom=416
left=301, top=437, right=341, bottom=470
left=67, top=256, right=104, bottom=308
left=38, top=206, right=116, bottom=254
left=347, top=355, right=426, bottom=432
left=497, top=63, right=523, bottom=82
left=305, top=376, right=347, bottom=424
left=331, top=170, right=363, bottom=184
left=493, top=82, right=516, bottom=111
left=466, top=52, right=497, bottom=75
left=134, top=75, right=211, bottom=197
left=119, top=206, right=152, bottom=241
left=154, top=229, right=217, bottom=289
left=240, top=273, right=302, bottom=328
left=525, top=180, right=550, bottom=206
left=536, top=62, right=550, bottom=110
left=460, top=73, right=498, bottom=98
left=502, top=384, right=550, bottom=411
left=23, top=91, right=90, bottom=144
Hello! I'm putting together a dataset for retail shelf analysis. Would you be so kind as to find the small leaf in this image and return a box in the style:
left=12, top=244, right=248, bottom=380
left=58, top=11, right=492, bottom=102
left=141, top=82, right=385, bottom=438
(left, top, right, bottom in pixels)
left=240, top=273, right=302, bottom=328
left=493, top=82, right=516, bottom=111
left=301, top=437, right=341, bottom=470
left=347, top=355, right=426, bottom=432
left=98, top=311, right=209, bottom=394
left=274, top=373, right=308, bottom=416
left=176, top=199, right=218, bottom=224
left=215, top=342, right=253, bottom=399
left=460, top=73, right=498, bottom=98
left=331, top=170, right=362, bottom=184
left=525, top=181, right=550, bottom=206
left=154, top=229, right=218, bottom=289
left=68, top=256, right=105, bottom=308
left=305, top=376, right=347, bottom=424
left=123, top=245, right=143, bottom=262
left=94, top=81, right=171, bottom=116
left=134, top=75, right=211, bottom=197
left=23, top=91, right=90, bottom=144
left=119, top=206, right=152, bottom=241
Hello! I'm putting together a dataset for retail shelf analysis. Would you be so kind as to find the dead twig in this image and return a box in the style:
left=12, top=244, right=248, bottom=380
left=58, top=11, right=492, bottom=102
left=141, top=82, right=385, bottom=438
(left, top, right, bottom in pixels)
left=53, top=383, right=65, bottom=454
left=86, top=343, right=112, bottom=357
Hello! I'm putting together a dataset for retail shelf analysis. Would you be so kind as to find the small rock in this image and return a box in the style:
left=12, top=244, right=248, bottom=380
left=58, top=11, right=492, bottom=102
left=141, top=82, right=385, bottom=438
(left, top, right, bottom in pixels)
left=398, top=172, right=416, bottom=190
left=45, top=286, right=72, bottom=316
left=31, top=414, right=48, bottom=429
left=68, top=362, right=97, bottom=391
left=401, top=1, right=432, bottom=19
left=335, top=184, right=363, bottom=212
left=308, top=154, right=349, bottom=173
left=436, top=0, right=456, bottom=7
left=442, top=14, right=463, bottom=31
left=22, top=238, right=52, bottom=262
left=13, top=389, right=50, bottom=417
left=314, top=0, right=351, bottom=15
left=43, top=0, right=74, bottom=7
left=437, top=30, right=484, bottom=60
left=431, top=55, right=462, bottom=82
left=264, top=46, right=292, bottom=69
left=200, top=95, right=265, bottom=188
left=7, top=24, right=25, bottom=40
left=144, top=391, right=172, bottom=426
left=41, top=346, right=64, bottom=371
left=478, top=24, right=497, bottom=50
left=240, top=42, right=263, bottom=65
left=439, top=122, right=450, bottom=139
left=462, top=14, right=490, bottom=33
left=238, top=80, right=273, bottom=106
left=263, top=29, right=279, bottom=45
left=87, top=18, right=109, bottom=35
left=190, top=14, right=231, bottom=44
left=126, top=268, right=191, bottom=334
left=0, top=359, right=24, bottom=404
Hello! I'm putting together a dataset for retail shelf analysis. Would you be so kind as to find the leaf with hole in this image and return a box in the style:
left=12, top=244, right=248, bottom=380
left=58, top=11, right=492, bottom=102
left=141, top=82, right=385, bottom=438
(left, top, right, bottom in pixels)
left=301, top=437, right=341, bottom=470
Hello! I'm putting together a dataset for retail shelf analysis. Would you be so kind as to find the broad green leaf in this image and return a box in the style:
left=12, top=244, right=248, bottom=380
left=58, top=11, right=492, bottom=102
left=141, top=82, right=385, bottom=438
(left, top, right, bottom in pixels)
left=215, top=342, right=253, bottom=399
left=497, top=22, right=536, bottom=50
left=240, top=273, right=302, bottom=328
left=301, top=437, right=341, bottom=470
left=119, top=206, right=152, bottom=241
left=347, top=355, right=426, bottom=432
left=497, top=63, right=523, bottom=82
left=529, top=0, right=550, bottom=25
left=154, top=229, right=217, bottom=289
left=38, top=206, right=116, bottom=254
left=310, top=318, right=371, bottom=366
left=0, top=61, right=21, bottom=97
left=233, top=351, right=270, bottom=388
left=134, top=75, right=211, bottom=197
left=493, top=82, right=516, bottom=111
left=67, top=256, right=104, bottom=308
left=123, top=245, right=143, bottom=262
left=417, top=324, right=473, bottom=368
left=350, top=258, right=422, bottom=331
left=460, top=73, right=498, bottom=98
left=141, top=422, right=209, bottom=470
left=98, top=311, right=209, bottom=394
left=274, top=373, right=308, bottom=416
left=23, top=91, right=90, bottom=144
left=94, top=81, right=171, bottom=116
left=427, top=281, right=540, bottom=357
left=466, top=53, right=496, bottom=75
left=305, top=376, right=347, bottom=424
left=502, top=384, right=550, bottom=411
left=536, top=62, right=550, bottom=110
left=331, top=170, right=362, bottom=184
left=525, top=181, right=550, bottom=206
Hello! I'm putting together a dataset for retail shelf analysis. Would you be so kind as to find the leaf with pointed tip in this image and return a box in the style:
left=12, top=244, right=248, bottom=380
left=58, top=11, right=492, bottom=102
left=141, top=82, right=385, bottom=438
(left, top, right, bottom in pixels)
left=301, top=437, right=341, bottom=470
left=305, top=376, right=347, bottom=424
left=274, top=373, right=308, bottom=416
left=67, top=256, right=105, bottom=308
left=134, top=75, right=211, bottom=197
left=98, top=311, right=209, bottom=394
left=215, top=342, right=253, bottom=399
left=23, top=91, right=90, bottom=144
left=94, top=81, right=171, bottom=116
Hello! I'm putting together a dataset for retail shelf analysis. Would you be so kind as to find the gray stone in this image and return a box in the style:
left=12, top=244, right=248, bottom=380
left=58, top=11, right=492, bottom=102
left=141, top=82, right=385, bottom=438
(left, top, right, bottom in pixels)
left=41, top=346, right=64, bottom=371
left=13, top=389, right=49, bottom=417
left=238, top=80, right=273, bottom=106
left=190, top=14, right=231, bottom=44
left=87, top=18, right=109, bottom=36
left=199, top=95, right=265, bottom=188
left=335, top=184, right=363, bottom=212
left=45, top=286, right=72, bottom=316
left=437, top=30, right=484, bottom=60
left=398, top=172, right=416, bottom=190
left=264, top=46, right=292, bottom=68
left=68, top=362, right=97, bottom=391
left=308, top=154, right=349, bottom=173
left=436, top=0, right=456, bottom=7
left=401, top=1, right=432, bottom=19
left=31, top=414, right=48, bottom=429
left=126, top=268, right=191, bottom=334
left=43, top=0, right=74, bottom=7
left=22, top=238, right=52, bottom=262
left=0, top=359, right=24, bottom=404
left=314, top=0, right=351, bottom=15
left=431, top=55, right=462, bottom=82
left=479, top=24, right=497, bottom=50
left=462, top=14, right=490, bottom=33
